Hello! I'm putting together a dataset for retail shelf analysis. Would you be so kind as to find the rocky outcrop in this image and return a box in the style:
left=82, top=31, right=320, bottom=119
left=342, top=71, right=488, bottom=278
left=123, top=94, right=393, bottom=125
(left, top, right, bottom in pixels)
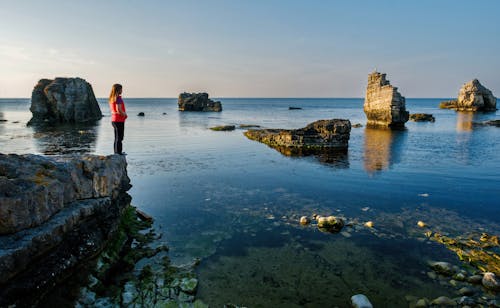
left=28, top=77, right=102, bottom=125
left=456, top=79, right=496, bottom=111
left=410, top=113, right=435, bottom=122
left=178, top=92, right=222, bottom=112
left=0, top=154, right=131, bottom=306
left=363, top=72, right=409, bottom=128
left=244, top=119, right=351, bottom=150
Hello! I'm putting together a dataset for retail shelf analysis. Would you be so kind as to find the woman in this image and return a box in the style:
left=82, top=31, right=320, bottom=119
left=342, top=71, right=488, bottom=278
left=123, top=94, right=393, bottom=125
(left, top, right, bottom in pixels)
left=109, top=83, right=128, bottom=155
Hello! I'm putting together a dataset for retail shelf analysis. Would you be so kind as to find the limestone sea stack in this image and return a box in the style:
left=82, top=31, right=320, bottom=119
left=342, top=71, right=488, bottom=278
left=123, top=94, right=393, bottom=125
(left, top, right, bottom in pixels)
left=178, top=92, right=222, bottom=112
left=457, top=79, right=496, bottom=111
left=0, top=154, right=130, bottom=305
left=244, top=119, right=351, bottom=152
left=28, top=77, right=102, bottom=125
left=363, top=72, right=409, bottom=128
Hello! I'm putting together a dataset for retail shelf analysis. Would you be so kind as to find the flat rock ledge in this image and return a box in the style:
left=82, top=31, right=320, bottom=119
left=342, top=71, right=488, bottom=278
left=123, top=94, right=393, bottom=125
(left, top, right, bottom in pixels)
left=0, top=154, right=131, bottom=306
left=244, top=119, right=351, bottom=151
left=363, top=72, right=409, bottom=128
left=178, top=92, right=222, bottom=112
left=28, top=77, right=102, bottom=125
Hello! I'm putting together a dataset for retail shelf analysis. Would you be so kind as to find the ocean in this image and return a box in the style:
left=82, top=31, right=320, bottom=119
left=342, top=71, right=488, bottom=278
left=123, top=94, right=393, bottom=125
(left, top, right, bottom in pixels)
left=1, top=98, right=499, bottom=306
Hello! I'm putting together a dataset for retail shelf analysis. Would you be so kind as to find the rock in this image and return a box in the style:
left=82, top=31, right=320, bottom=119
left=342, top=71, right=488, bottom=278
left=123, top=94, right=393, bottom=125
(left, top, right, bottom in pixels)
left=244, top=119, right=351, bottom=151
left=210, top=125, right=236, bottom=131
left=456, top=79, right=496, bottom=111
left=299, top=216, right=310, bottom=225
left=458, top=287, right=475, bottom=296
left=427, top=271, right=437, bottom=280
left=482, top=272, right=500, bottom=291
left=28, top=77, right=102, bottom=124
left=453, top=272, right=466, bottom=281
left=180, top=277, right=198, bottom=294
left=363, top=71, right=409, bottom=128
left=481, top=119, right=500, bottom=127
left=439, top=100, right=458, bottom=109
left=428, top=261, right=455, bottom=276
left=317, top=216, right=344, bottom=232
left=350, top=294, right=373, bottom=308
left=415, top=298, right=429, bottom=307
left=430, top=296, right=456, bottom=306
left=467, top=274, right=483, bottom=284
left=0, top=153, right=130, bottom=234
left=417, top=221, right=426, bottom=228
left=364, top=221, right=374, bottom=228
left=352, top=123, right=363, bottom=128
left=239, top=124, right=261, bottom=128
left=289, top=106, right=302, bottom=110
left=138, top=112, right=145, bottom=116
left=410, top=113, right=435, bottom=122
left=0, top=155, right=131, bottom=307
left=178, top=92, right=222, bottom=112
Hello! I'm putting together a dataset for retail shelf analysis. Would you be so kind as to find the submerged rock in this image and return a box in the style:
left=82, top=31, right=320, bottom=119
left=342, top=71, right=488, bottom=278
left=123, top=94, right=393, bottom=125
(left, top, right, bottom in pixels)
left=299, top=216, right=310, bottom=225
left=457, top=79, right=496, bottom=111
left=317, top=216, right=344, bottom=232
left=363, top=71, right=409, bottom=128
left=244, top=119, right=351, bottom=150
left=28, top=77, right=102, bottom=125
left=428, top=261, right=455, bottom=276
left=178, top=92, right=222, bottom=112
left=210, top=125, right=235, bottom=131
left=482, top=272, right=500, bottom=291
left=350, top=294, right=373, bottom=308
left=430, top=296, right=456, bottom=306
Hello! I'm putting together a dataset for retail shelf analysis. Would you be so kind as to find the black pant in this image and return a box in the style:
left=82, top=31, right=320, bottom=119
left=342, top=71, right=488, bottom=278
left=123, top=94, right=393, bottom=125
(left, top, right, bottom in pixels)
left=112, top=122, right=125, bottom=154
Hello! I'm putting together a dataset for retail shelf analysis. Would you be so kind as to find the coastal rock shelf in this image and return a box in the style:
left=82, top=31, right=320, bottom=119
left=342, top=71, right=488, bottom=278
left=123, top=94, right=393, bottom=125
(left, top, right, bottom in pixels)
left=244, top=119, right=351, bottom=154
left=0, top=154, right=131, bottom=306
left=28, top=77, right=102, bottom=125
left=363, top=72, right=409, bottom=128
left=178, top=92, right=222, bottom=112
left=440, top=79, right=497, bottom=112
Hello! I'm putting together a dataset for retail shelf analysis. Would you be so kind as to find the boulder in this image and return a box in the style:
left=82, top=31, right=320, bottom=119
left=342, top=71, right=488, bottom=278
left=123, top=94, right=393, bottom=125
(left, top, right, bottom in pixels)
left=178, top=92, right=222, bottom=112
left=351, top=294, right=373, bottom=308
left=363, top=72, right=409, bottom=127
left=244, top=119, right=351, bottom=150
left=0, top=154, right=131, bottom=306
left=456, top=79, right=496, bottom=111
left=410, top=113, right=435, bottom=122
left=0, top=154, right=130, bottom=234
left=28, top=77, right=102, bottom=124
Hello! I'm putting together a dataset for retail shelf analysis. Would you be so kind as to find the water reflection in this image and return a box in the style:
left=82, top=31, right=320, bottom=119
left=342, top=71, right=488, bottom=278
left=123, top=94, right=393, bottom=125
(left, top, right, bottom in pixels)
left=456, top=112, right=476, bottom=132
left=363, top=127, right=407, bottom=173
left=271, top=146, right=349, bottom=168
left=32, top=122, right=100, bottom=155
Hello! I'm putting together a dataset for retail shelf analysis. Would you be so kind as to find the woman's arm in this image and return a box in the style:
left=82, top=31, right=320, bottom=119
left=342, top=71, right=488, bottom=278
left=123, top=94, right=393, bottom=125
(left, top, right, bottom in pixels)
left=118, top=103, right=127, bottom=117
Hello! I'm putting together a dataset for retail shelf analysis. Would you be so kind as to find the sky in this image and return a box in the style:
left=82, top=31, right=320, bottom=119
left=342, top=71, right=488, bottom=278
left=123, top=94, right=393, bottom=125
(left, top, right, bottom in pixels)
left=0, top=0, right=499, bottom=98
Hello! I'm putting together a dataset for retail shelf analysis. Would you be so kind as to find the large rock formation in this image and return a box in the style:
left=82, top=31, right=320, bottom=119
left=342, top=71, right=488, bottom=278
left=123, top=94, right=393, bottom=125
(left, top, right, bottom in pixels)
left=178, top=92, right=222, bottom=112
left=456, top=79, right=496, bottom=111
left=0, top=154, right=130, bottom=305
left=28, top=77, right=102, bottom=124
left=363, top=72, right=409, bottom=128
left=244, top=119, right=351, bottom=151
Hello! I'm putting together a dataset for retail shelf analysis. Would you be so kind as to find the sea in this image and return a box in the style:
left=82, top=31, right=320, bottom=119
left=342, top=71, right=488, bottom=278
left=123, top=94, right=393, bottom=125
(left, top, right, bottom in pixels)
left=1, top=98, right=499, bottom=306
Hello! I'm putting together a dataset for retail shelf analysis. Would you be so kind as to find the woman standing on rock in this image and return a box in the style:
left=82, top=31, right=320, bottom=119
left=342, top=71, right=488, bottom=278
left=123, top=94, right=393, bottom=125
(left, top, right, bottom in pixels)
left=109, top=84, right=128, bottom=155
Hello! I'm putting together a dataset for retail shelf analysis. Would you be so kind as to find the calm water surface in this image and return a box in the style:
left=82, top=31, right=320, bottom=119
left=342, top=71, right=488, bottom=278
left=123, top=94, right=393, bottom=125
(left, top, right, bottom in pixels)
left=1, top=98, right=499, bottom=306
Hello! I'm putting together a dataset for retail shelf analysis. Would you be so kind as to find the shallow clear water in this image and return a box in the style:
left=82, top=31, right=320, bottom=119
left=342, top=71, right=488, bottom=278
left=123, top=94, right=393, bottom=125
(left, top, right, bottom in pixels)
left=1, top=98, right=499, bottom=306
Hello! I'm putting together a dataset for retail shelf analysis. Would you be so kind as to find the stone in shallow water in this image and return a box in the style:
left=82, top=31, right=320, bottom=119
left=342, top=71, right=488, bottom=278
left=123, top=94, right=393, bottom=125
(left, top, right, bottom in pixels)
left=431, top=296, right=456, bottom=306
left=482, top=272, right=500, bottom=291
left=428, top=261, right=455, bottom=276
left=350, top=294, right=373, bottom=308
left=180, top=277, right=198, bottom=294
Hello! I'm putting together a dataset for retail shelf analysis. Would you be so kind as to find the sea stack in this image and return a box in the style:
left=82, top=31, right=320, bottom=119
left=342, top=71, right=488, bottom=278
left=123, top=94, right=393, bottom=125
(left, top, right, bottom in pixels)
left=363, top=72, right=409, bottom=128
left=28, top=77, right=102, bottom=125
left=456, top=79, right=496, bottom=111
left=178, top=92, right=222, bottom=112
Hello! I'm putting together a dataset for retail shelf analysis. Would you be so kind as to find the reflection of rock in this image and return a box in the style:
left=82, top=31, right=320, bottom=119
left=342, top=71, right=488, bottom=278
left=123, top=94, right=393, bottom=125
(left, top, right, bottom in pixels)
left=363, top=127, right=406, bottom=173
left=28, top=78, right=102, bottom=124
left=456, top=79, right=496, bottom=112
left=0, top=154, right=130, bottom=306
left=273, top=146, right=349, bottom=168
left=178, top=92, right=222, bottom=112
left=363, top=72, right=409, bottom=128
left=456, top=112, right=474, bottom=132
left=32, top=122, right=99, bottom=155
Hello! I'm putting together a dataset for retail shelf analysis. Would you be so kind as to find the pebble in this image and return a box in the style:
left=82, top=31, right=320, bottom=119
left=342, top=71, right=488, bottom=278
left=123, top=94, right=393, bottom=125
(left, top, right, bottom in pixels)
left=458, top=287, right=475, bottom=296
left=427, top=271, right=437, bottom=280
left=449, top=279, right=458, bottom=287
left=415, top=298, right=429, bottom=307
left=431, top=296, right=456, bottom=306
left=467, top=274, right=483, bottom=284
left=428, top=261, right=455, bottom=276
left=482, top=272, right=500, bottom=291
left=453, top=272, right=466, bottom=281
left=350, top=294, right=373, bottom=308
left=180, top=277, right=198, bottom=294
left=340, top=231, right=352, bottom=238
left=299, top=216, right=310, bottom=225
left=417, top=221, right=426, bottom=228
left=364, top=221, right=374, bottom=228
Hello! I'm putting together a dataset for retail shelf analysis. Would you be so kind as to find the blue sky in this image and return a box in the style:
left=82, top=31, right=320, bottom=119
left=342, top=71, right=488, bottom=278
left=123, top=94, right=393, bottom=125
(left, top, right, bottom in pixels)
left=0, top=0, right=499, bottom=97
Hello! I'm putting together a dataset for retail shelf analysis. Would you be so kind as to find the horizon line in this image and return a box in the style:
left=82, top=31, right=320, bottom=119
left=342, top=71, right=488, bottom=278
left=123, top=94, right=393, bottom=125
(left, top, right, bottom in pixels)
left=0, top=96, right=456, bottom=100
